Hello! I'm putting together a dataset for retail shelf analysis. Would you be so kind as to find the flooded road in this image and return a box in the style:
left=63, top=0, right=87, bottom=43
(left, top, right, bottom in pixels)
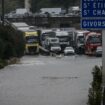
left=0, top=55, right=102, bottom=105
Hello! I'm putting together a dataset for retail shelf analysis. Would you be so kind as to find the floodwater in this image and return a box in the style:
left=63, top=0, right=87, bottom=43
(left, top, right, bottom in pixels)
left=0, top=55, right=102, bottom=105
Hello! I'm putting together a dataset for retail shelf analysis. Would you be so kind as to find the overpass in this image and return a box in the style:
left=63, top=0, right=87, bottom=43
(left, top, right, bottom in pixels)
left=6, top=16, right=80, bottom=28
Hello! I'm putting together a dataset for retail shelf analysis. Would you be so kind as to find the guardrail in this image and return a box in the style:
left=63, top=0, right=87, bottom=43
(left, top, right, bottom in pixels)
left=5, top=16, right=80, bottom=28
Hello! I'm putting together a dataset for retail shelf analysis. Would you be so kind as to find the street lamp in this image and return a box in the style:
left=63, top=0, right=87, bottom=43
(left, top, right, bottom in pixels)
left=1, top=0, right=4, bottom=25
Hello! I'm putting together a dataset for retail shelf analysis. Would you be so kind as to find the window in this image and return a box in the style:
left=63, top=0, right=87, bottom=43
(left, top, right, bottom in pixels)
left=87, top=36, right=102, bottom=44
left=26, top=36, right=39, bottom=44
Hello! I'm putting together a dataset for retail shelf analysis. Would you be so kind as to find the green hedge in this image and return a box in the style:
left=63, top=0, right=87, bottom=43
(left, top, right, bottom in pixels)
left=88, top=66, right=102, bottom=105
left=0, top=25, right=25, bottom=59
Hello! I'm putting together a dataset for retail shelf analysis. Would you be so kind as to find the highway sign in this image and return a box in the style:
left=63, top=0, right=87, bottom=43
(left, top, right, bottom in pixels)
left=82, top=19, right=105, bottom=29
left=82, top=0, right=105, bottom=18
left=81, top=0, right=105, bottom=29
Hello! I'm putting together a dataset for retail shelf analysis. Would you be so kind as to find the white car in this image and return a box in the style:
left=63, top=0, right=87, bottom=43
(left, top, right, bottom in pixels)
left=64, top=47, right=75, bottom=55
left=95, top=46, right=102, bottom=57
left=50, top=45, right=61, bottom=53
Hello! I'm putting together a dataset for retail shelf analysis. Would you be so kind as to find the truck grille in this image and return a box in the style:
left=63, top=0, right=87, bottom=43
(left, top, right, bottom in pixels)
left=28, top=46, right=37, bottom=52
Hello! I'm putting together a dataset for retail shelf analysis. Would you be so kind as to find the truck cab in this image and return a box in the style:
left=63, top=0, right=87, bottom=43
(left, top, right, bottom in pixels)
left=55, top=30, right=70, bottom=51
left=39, top=29, right=56, bottom=46
left=45, top=37, right=61, bottom=53
left=74, top=30, right=89, bottom=54
left=24, top=30, right=39, bottom=54
left=84, top=32, right=102, bottom=55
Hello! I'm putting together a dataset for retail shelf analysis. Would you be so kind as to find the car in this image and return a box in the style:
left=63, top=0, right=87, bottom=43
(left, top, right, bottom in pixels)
left=95, top=46, right=102, bottom=57
left=50, top=44, right=61, bottom=53
left=64, top=47, right=75, bottom=55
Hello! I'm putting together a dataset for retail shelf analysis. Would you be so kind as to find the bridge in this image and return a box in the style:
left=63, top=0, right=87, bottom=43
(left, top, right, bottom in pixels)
left=6, top=16, right=80, bottom=28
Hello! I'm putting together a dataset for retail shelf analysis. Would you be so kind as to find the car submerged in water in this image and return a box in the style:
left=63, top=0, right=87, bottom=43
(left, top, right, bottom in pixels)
left=50, top=44, right=61, bottom=53
left=95, top=46, right=102, bottom=57
left=64, top=47, right=75, bottom=55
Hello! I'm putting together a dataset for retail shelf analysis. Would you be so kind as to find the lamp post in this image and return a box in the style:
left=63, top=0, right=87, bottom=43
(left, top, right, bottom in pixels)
left=1, top=0, right=4, bottom=26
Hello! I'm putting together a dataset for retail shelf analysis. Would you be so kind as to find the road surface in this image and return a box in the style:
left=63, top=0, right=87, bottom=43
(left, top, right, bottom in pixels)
left=0, top=55, right=102, bottom=105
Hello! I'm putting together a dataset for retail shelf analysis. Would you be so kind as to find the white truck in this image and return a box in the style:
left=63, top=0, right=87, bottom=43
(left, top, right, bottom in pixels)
left=55, top=30, right=70, bottom=51
left=44, top=37, right=61, bottom=53
left=74, top=30, right=90, bottom=54
left=15, top=8, right=32, bottom=17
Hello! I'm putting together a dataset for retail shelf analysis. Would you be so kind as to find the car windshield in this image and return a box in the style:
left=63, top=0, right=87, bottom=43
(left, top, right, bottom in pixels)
left=26, top=36, right=39, bottom=44
left=50, top=39, right=58, bottom=43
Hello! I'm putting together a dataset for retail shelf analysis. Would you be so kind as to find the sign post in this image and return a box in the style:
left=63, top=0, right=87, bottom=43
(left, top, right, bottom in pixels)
left=81, top=0, right=105, bottom=104
left=102, top=30, right=105, bottom=105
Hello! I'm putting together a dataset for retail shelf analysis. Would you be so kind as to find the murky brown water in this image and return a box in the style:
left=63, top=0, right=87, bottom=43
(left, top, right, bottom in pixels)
left=0, top=55, right=102, bottom=105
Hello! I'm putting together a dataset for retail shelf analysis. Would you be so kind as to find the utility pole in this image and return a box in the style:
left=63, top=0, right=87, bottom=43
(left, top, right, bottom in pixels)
left=25, top=0, right=31, bottom=12
left=1, top=0, right=4, bottom=26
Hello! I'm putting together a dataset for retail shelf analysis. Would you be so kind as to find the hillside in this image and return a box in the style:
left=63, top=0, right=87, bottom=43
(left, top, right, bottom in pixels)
left=0, top=0, right=24, bottom=14
left=0, top=0, right=80, bottom=14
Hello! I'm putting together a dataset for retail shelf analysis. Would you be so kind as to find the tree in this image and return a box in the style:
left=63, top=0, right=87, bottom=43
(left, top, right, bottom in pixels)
left=0, top=25, right=25, bottom=59
left=0, top=0, right=80, bottom=14
left=0, top=0, right=24, bottom=14
left=31, top=0, right=80, bottom=13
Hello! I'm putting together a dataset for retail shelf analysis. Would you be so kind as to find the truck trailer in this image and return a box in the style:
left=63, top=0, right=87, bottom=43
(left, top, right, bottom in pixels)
left=11, top=22, right=39, bottom=54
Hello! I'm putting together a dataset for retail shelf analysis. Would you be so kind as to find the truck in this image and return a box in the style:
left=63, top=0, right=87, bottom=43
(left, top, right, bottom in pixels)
left=73, top=30, right=90, bottom=54
left=12, top=22, right=29, bottom=29
left=84, top=32, right=102, bottom=55
left=39, top=29, right=56, bottom=47
left=37, top=29, right=61, bottom=54
left=44, top=37, right=61, bottom=53
left=23, top=30, right=39, bottom=54
left=60, top=28, right=76, bottom=47
left=11, top=22, right=39, bottom=54
left=55, top=30, right=70, bottom=51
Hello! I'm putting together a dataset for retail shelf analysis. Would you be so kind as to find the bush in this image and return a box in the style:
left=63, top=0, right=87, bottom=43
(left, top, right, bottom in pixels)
left=0, top=59, right=8, bottom=69
left=0, top=25, right=25, bottom=59
left=0, top=39, right=5, bottom=58
left=88, top=66, right=102, bottom=105
left=0, top=25, right=25, bottom=68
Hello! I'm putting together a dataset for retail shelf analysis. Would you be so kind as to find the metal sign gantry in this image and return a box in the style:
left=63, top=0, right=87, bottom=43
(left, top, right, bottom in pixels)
left=81, top=0, right=105, bottom=29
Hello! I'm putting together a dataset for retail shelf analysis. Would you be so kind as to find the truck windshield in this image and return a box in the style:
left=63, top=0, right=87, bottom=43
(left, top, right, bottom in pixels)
left=50, top=39, right=58, bottom=42
left=87, top=36, right=101, bottom=44
left=26, top=36, right=39, bottom=44
left=41, top=32, right=56, bottom=41
left=78, top=36, right=84, bottom=44
left=57, top=36, right=69, bottom=42
left=51, top=43, right=60, bottom=47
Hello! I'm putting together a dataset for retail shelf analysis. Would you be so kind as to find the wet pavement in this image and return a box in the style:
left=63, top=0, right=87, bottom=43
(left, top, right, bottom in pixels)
left=0, top=55, right=102, bottom=105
